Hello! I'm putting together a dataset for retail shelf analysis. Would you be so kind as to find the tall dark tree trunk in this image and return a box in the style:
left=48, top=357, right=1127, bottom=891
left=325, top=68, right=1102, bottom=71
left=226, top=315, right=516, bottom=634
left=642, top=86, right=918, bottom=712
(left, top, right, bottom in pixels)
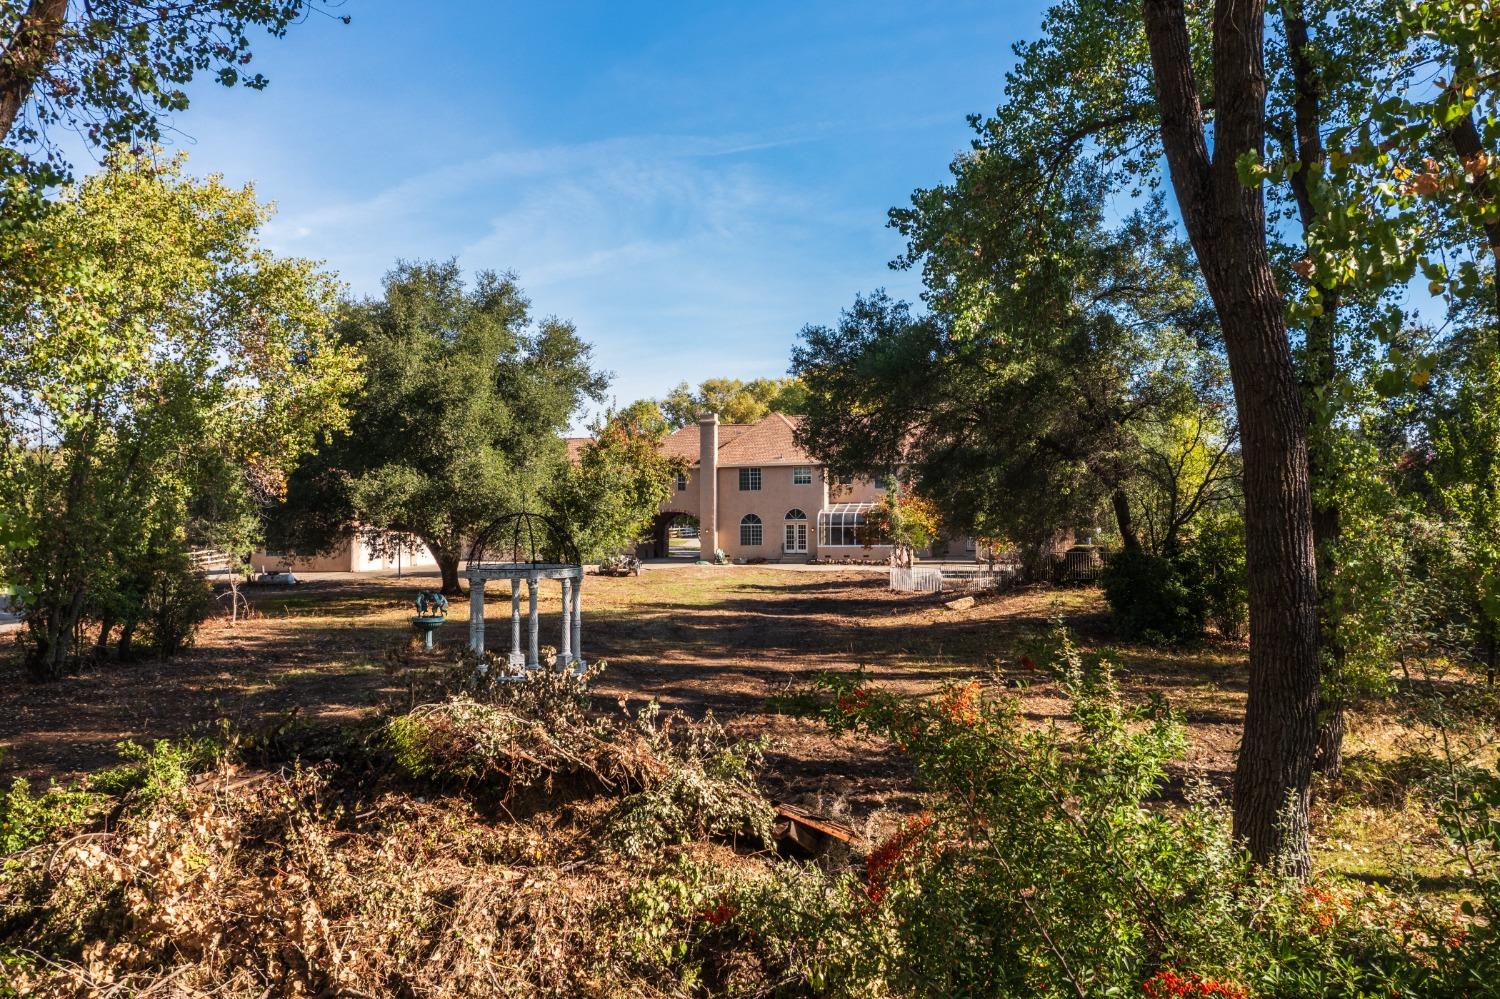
left=118, top=618, right=137, bottom=662
left=1143, top=0, right=1322, bottom=875
left=95, top=612, right=115, bottom=656
left=1282, top=2, right=1347, bottom=781
left=0, top=0, right=68, bottom=145
left=1111, top=488, right=1141, bottom=552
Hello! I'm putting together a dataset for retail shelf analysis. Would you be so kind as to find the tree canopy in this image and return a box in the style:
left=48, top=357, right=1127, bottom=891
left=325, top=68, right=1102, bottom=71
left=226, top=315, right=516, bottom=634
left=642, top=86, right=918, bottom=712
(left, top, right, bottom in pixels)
left=277, top=261, right=608, bottom=594
left=546, top=402, right=686, bottom=563
left=0, top=150, right=360, bottom=678
left=0, top=0, right=345, bottom=179
left=659, top=377, right=807, bottom=429
left=794, top=196, right=1228, bottom=573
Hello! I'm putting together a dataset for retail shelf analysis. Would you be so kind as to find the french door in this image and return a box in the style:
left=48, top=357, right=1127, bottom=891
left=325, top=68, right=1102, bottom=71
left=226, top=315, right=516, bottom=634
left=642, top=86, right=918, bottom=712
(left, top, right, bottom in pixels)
left=784, top=521, right=808, bottom=554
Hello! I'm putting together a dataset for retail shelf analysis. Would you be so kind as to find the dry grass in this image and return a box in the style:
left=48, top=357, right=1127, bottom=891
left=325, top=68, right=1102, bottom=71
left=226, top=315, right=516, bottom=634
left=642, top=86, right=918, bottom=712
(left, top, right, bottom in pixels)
left=2, top=566, right=1489, bottom=890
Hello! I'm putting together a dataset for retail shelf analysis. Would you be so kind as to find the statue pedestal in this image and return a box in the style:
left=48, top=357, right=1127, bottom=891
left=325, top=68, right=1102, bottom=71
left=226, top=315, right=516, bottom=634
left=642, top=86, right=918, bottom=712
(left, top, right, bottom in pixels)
left=411, top=615, right=445, bottom=650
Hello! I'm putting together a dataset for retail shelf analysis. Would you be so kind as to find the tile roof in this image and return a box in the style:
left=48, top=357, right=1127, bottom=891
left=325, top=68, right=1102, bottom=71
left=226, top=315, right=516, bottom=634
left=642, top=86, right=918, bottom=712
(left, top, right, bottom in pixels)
left=571, top=413, right=819, bottom=468
left=716, top=412, right=816, bottom=466
left=660, top=422, right=751, bottom=462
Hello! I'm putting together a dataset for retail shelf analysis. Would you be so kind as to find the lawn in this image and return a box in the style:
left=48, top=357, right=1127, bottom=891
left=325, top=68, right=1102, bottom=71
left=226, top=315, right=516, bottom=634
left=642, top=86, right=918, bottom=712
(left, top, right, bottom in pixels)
left=0, top=566, right=1466, bottom=879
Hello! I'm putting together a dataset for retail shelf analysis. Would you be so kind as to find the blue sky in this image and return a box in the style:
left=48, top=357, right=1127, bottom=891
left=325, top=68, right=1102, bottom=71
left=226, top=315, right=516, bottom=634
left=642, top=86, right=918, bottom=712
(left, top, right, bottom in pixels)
left=137, top=1, right=1047, bottom=420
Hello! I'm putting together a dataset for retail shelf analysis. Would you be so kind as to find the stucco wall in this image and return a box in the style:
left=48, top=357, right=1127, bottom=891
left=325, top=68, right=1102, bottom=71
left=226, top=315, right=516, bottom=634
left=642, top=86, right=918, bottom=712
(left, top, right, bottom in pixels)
left=713, top=464, right=827, bottom=559
left=252, top=533, right=437, bottom=574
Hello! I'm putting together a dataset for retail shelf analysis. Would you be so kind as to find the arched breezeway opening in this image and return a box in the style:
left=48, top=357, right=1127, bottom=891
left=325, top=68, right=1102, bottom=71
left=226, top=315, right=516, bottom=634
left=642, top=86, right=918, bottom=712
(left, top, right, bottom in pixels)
left=647, top=511, right=700, bottom=559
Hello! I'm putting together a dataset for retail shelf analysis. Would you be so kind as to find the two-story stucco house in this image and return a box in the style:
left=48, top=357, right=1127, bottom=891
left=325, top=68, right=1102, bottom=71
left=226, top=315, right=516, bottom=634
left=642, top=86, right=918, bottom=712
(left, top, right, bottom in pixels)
left=635, top=412, right=976, bottom=563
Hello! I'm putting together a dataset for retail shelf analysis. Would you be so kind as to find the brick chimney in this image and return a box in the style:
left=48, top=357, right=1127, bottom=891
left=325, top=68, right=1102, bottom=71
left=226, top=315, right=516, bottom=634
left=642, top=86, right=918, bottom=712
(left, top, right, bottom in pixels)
left=698, top=412, right=719, bottom=559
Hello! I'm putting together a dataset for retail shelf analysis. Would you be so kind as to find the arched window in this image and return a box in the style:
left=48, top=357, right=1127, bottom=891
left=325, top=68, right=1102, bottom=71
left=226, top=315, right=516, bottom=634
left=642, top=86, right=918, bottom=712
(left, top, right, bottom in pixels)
left=740, top=514, right=763, bottom=547
left=785, top=508, right=807, bottom=521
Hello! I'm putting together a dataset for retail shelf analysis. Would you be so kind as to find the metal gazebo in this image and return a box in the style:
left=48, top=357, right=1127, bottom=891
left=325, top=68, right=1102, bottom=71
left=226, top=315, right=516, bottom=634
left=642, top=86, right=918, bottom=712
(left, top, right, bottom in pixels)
left=463, top=512, right=584, bottom=674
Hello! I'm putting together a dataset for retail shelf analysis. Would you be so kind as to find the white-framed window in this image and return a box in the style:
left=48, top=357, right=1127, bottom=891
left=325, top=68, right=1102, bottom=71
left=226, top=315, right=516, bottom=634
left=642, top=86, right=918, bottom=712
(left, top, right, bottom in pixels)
left=838, top=473, right=854, bottom=486
left=739, top=467, right=762, bottom=491
left=676, top=472, right=687, bottom=491
left=793, top=466, right=812, bottom=485
left=818, top=503, right=877, bottom=547
left=740, top=514, right=763, bottom=546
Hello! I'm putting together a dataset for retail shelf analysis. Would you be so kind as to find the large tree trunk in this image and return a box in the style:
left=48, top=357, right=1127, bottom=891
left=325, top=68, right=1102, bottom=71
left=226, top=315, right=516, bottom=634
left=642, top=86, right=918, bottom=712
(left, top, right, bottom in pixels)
left=1143, top=0, right=1322, bottom=875
left=424, top=538, right=463, bottom=596
left=1282, top=2, right=1347, bottom=780
left=1111, top=488, right=1141, bottom=552
left=24, top=587, right=84, bottom=682
left=0, top=0, right=68, bottom=145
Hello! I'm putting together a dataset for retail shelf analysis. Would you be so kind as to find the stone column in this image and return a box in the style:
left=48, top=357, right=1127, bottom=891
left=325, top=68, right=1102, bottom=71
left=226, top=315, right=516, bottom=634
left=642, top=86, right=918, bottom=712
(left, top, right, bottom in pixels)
left=556, top=577, right=572, bottom=668
left=571, top=573, right=583, bottom=668
left=526, top=573, right=540, bottom=669
left=468, top=577, right=485, bottom=654
left=508, top=577, right=524, bottom=669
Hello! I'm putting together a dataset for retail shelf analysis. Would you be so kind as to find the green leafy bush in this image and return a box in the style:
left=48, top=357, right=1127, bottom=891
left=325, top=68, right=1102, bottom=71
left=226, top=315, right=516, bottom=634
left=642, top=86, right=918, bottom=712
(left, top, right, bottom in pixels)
left=791, top=630, right=1497, bottom=997
left=0, top=779, right=102, bottom=855
left=1182, top=513, right=1249, bottom=640
left=142, top=556, right=214, bottom=656
left=89, top=737, right=224, bottom=806
left=1102, top=547, right=1208, bottom=645
left=603, top=705, right=775, bottom=858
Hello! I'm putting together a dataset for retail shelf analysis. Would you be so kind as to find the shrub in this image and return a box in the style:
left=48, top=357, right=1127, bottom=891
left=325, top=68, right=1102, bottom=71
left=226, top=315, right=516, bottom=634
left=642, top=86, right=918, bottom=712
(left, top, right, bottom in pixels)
left=89, top=737, right=224, bottom=806
left=794, top=629, right=1498, bottom=997
left=142, top=555, right=213, bottom=656
left=1182, top=513, right=1249, bottom=641
left=0, top=779, right=102, bottom=856
left=1102, top=547, right=1208, bottom=645
left=603, top=705, right=775, bottom=858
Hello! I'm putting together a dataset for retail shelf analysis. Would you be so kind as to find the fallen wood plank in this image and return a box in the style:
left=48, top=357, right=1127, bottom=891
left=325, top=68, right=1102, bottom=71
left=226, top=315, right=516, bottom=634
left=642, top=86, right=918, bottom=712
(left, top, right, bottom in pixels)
left=774, top=803, right=859, bottom=844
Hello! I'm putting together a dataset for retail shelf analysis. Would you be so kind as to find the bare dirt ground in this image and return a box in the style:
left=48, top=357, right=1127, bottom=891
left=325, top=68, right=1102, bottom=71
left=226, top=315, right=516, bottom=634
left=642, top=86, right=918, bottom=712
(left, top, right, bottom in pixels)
left=0, top=568, right=1252, bottom=828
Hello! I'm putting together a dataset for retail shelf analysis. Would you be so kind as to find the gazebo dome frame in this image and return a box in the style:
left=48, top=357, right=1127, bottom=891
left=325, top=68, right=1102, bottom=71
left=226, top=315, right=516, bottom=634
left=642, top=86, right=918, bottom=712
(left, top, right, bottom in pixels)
left=463, top=511, right=584, bottom=676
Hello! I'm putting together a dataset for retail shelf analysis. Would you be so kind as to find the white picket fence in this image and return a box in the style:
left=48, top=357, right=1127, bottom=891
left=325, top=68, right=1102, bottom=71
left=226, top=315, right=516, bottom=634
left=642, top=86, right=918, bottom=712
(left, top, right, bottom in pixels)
left=889, top=564, right=1021, bottom=594
left=188, top=549, right=232, bottom=573
left=889, top=566, right=945, bottom=593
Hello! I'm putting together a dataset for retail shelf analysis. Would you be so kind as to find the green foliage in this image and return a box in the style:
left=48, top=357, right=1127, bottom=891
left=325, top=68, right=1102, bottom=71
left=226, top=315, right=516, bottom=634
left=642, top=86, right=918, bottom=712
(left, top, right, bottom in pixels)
left=659, top=377, right=807, bottom=429
left=786, top=632, right=1500, bottom=997
left=603, top=705, right=774, bottom=859
left=0, top=150, right=359, bottom=678
left=803, top=635, right=1252, bottom=995
left=1102, top=547, right=1208, bottom=645
left=1181, top=511, right=1249, bottom=641
left=793, top=199, right=1227, bottom=573
left=863, top=486, right=940, bottom=562
left=0, top=1, right=341, bottom=172
left=548, top=405, right=686, bottom=561
left=89, top=737, right=224, bottom=808
left=142, top=550, right=214, bottom=657
left=0, top=779, right=102, bottom=856
left=278, top=261, right=607, bottom=590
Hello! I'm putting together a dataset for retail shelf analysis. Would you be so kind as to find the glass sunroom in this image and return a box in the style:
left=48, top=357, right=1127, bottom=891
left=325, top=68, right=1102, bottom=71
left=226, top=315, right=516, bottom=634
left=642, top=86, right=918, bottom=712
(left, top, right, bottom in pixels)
left=817, top=502, right=879, bottom=547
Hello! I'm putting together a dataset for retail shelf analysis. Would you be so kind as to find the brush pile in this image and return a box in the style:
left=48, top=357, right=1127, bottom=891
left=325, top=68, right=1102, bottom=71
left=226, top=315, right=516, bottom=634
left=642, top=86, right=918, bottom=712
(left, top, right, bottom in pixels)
left=0, top=662, right=849, bottom=998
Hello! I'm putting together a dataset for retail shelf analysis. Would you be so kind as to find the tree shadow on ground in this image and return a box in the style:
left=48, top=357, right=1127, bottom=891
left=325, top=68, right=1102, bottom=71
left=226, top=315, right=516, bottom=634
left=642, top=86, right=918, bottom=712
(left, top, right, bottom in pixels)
left=0, top=570, right=1250, bottom=818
